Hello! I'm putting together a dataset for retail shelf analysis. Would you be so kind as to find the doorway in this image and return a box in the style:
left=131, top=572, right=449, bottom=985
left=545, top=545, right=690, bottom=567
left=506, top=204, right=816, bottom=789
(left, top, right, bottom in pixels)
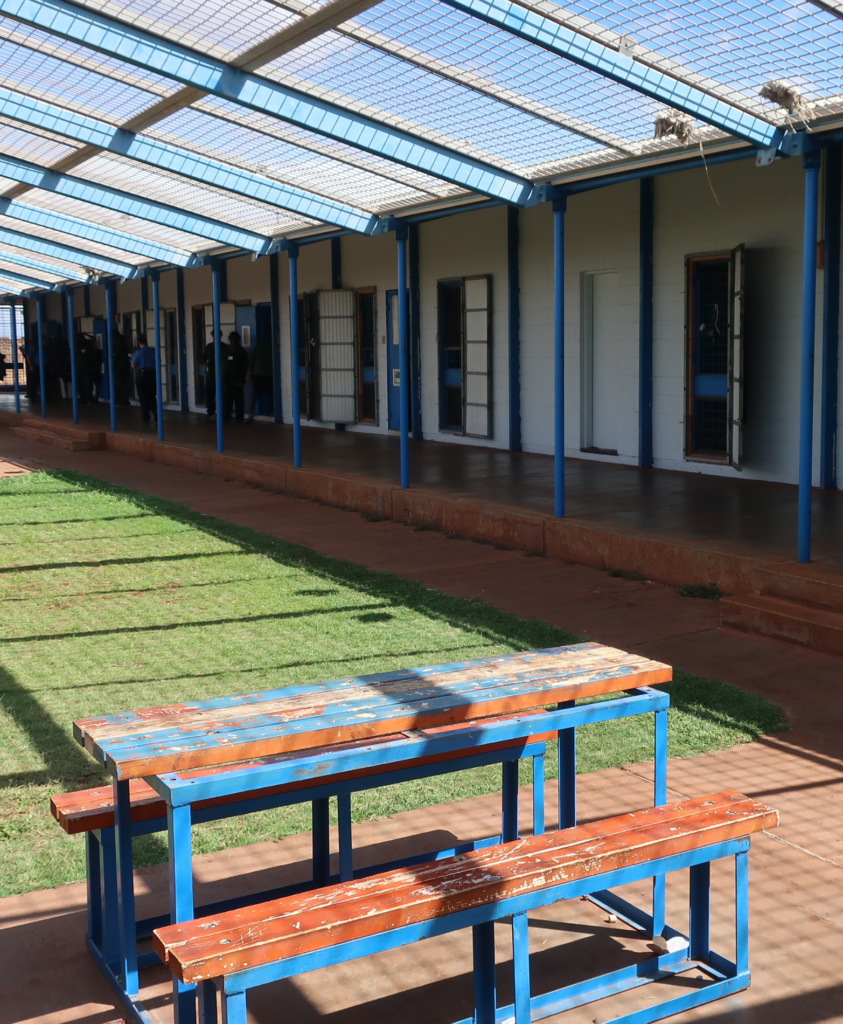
left=386, top=290, right=400, bottom=430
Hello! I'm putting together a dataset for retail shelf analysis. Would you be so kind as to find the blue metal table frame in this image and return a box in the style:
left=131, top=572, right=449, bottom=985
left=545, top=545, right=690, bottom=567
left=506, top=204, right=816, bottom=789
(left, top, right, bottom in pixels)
left=93, top=685, right=669, bottom=1024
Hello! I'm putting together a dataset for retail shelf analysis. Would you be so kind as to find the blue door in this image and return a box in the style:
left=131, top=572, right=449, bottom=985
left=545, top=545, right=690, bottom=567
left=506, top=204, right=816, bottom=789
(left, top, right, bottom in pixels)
left=386, top=290, right=401, bottom=430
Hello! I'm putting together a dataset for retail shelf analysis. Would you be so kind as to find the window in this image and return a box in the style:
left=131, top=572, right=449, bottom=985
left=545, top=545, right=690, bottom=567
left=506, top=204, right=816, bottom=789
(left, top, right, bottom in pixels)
left=437, top=275, right=492, bottom=438
left=685, top=247, right=744, bottom=466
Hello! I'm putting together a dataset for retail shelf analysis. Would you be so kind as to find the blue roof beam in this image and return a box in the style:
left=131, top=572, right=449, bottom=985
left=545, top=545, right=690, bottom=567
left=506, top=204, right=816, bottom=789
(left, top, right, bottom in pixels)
left=0, top=195, right=196, bottom=267
left=0, top=88, right=381, bottom=235
left=0, top=224, right=139, bottom=278
left=0, top=262, right=55, bottom=289
left=441, top=0, right=783, bottom=150
left=0, top=0, right=533, bottom=205
left=0, top=150, right=272, bottom=254
left=0, top=246, right=89, bottom=281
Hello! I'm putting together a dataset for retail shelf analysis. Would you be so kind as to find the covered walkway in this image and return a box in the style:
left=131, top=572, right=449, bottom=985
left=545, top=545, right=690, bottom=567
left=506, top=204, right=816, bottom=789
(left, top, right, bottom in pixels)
left=7, top=393, right=843, bottom=569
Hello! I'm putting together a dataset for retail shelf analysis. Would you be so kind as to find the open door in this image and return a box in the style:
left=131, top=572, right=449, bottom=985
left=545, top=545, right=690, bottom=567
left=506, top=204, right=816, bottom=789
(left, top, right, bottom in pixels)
left=728, top=244, right=745, bottom=470
left=464, top=276, right=492, bottom=438
left=316, top=290, right=356, bottom=423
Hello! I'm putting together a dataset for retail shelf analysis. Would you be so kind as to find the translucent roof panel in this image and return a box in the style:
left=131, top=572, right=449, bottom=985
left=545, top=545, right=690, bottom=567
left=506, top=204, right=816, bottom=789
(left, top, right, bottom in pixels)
left=147, top=106, right=444, bottom=213
left=75, top=153, right=317, bottom=236
left=0, top=119, right=81, bottom=166
left=0, top=257, right=67, bottom=284
left=0, top=15, right=178, bottom=99
left=18, top=190, right=215, bottom=254
left=194, top=96, right=463, bottom=201
left=70, top=0, right=302, bottom=63
left=0, top=241, right=92, bottom=278
left=260, top=29, right=602, bottom=174
left=537, top=0, right=843, bottom=119
left=0, top=212, right=149, bottom=266
left=0, top=38, right=163, bottom=125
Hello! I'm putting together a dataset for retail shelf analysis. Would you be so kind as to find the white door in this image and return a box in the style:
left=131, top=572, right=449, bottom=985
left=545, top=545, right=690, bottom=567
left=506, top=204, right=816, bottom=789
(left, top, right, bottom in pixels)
left=582, top=271, right=620, bottom=454
left=317, top=290, right=356, bottom=424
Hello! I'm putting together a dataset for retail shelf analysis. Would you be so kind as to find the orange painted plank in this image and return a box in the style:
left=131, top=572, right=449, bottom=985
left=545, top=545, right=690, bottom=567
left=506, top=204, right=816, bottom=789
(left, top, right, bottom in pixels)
left=154, top=792, right=778, bottom=983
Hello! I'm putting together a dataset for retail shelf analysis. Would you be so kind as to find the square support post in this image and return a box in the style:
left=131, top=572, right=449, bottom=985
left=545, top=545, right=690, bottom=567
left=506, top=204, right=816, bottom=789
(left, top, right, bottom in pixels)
left=151, top=273, right=164, bottom=440
left=287, top=245, right=302, bottom=467
left=409, top=223, right=423, bottom=439
left=177, top=268, right=189, bottom=412
left=472, top=921, right=497, bottom=1024
left=396, top=223, right=410, bottom=489
left=639, top=176, right=654, bottom=468
left=113, top=779, right=138, bottom=995
left=557, top=699, right=576, bottom=830
left=105, top=282, right=117, bottom=433
left=553, top=196, right=567, bottom=517
left=270, top=252, right=283, bottom=425
left=9, top=301, right=20, bottom=413
left=821, top=143, right=842, bottom=490
left=507, top=205, right=522, bottom=452
left=211, top=261, right=225, bottom=454
left=169, top=802, right=197, bottom=1024
left=66, top=288, right=79, bottom=424
left=36, top=295, right=46, bottom=419
left=798, top=152, right=821, bottom=562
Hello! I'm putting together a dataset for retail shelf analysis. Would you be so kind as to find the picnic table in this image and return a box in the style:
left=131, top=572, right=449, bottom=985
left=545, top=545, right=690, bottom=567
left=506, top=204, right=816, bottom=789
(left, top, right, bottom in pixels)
left=67, top=642, right=672, bottom=1024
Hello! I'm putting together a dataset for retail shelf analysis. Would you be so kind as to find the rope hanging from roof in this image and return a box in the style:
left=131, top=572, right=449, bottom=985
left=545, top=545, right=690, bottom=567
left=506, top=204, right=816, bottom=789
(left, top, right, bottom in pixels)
left=759, top=80, right=813, bottom=131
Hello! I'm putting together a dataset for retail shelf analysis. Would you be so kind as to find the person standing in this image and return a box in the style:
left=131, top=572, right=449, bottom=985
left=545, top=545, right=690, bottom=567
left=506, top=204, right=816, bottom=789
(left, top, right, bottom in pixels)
left=204, top=332, right=228, bottom=417
left=223, top=331, right=248, bottom=423
left=130, top=334, right=157, bottom=425
left=246, top=333, right=273, bottom=422
left=22, top=337, right=39, bottom=402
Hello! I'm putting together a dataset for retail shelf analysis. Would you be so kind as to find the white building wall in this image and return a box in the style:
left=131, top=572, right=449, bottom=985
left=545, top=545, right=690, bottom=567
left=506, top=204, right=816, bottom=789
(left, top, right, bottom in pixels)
left=418, top=205, right=510, bottom=446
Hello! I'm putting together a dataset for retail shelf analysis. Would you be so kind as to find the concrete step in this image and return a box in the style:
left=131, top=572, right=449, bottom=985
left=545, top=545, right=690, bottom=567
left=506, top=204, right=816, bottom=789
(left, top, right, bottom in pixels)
left=17, top=416, right=105, bottom=447
left=10, top=425, right=98, bottom=452
left=720, top=593, right=843, bottom=656
left=756, top=563, right=843, bottom=612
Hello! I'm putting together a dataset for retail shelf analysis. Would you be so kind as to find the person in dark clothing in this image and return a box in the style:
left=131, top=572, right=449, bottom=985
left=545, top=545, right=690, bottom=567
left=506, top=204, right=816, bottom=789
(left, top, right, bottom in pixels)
left=22, top=338, right=39, bottom=401
left=87, top=336, right=103, bottom=402
left=130, top=334, right=157, bottom=424
left=112, top=331, right=133, bottom=405
left=223, top=331, right=249, bottom=423
left=246, top=336, right=273, bottom=422
left=203, top=334, right=229, bottom=417
left=74, top=333, right=94, bottom=404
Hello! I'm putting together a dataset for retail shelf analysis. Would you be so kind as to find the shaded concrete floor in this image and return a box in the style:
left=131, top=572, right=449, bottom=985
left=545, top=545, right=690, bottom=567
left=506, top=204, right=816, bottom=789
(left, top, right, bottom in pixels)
left=1, top=433, right=841, bottom=1023
left=5, top=394, right=843, bottom=565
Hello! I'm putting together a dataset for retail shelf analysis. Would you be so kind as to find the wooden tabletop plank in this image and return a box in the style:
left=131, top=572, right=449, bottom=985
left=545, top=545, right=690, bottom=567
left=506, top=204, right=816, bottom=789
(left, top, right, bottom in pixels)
left=154, top=791, right=777, bottom=983
left=95, top=656, right=671, bottom=778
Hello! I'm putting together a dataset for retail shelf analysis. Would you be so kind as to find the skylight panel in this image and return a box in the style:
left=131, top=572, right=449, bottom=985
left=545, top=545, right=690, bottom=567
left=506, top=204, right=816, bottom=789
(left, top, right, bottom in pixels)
left=0, top=120, right=80, bottom=166
left=0, top=213, right=148, bottom=265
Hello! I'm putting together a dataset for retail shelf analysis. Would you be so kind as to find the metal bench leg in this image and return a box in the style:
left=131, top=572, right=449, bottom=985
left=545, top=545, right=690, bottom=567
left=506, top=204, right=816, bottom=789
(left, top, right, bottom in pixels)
left=221, top=990, right=247, bottom=1024
left=501, top=759, right=520, bottom=842
left=312, top=798, right=331, bottom=886
left=86, top=831, right=103, bottom=948
left=473, top=921, right=497, bottom=1024
left=511, top=912, right=531, bottom=1024
left=113, top=780, right=138, bottom=995
left=689, top=861, right=710, bottom=963
left=337, top=793, right=353, bottom=882
left=652, top=707, right=668, bottom=938
left=169, top=803, right=197, bottom=1024
left=532, top=753, right=545, bottom=836
left=735, top=849, right=749, bottom=976
left=99, top=826, right=120, bottom=972
left=557, top=701, right=576, bottom=830
left=198, top=980, right=218, bottom=1024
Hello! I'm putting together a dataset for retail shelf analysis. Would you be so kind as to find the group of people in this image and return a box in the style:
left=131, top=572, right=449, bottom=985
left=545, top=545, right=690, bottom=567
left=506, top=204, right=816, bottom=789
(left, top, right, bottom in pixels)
left=204, top=330, right=273, bottom=423
left=19, top=331, right=137, bottom=409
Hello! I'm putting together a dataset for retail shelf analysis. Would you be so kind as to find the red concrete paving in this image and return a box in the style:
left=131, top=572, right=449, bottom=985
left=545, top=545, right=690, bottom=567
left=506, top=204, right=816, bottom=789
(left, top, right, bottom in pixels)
left=1, top=429, right=842, bottom=1024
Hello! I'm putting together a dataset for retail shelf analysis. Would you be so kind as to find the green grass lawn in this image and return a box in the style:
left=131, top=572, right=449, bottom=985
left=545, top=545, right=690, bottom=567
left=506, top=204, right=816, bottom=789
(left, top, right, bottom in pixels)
left=0, top=470, right=787, bottom=898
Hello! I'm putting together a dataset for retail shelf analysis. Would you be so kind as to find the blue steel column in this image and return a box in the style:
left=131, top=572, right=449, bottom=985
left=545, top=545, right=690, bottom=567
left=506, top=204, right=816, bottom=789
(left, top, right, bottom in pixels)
left=409, top=223, right=423, bottom=438
left=638, top=177, right=655, bottom=468
left=507, top=205, right=522, bottom=452
left=798, top=152, right=821, bottom=562
left=821, top=143, right=842, bottom=490
left=36, top=295, right=46, bottom=418
left=270, top=251, right=283, bottom=424
left=211, top=261, right=224, bottom=454
left=152, top=272, right=164, bottom=440
left=396, top=224, right=410, bottom=489
left=9, top=300, right=20, bottom=413
left=177, top=268, right=189, bottom=412
left=168, top=803, right=197, bottom=1024
left=66, top=288, right=79, bottom=424
left=288, top=244, right=302, bottom=467
left=553, top=196, right=567, bottom=517
left=113, top=779, right=138, bottom=995
left=105, top=283, right=117, bottom=432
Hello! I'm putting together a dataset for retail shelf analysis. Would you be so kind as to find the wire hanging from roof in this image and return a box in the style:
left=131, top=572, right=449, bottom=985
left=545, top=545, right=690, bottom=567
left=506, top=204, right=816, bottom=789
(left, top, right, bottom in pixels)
left=759, top=80, right=813, bottom=131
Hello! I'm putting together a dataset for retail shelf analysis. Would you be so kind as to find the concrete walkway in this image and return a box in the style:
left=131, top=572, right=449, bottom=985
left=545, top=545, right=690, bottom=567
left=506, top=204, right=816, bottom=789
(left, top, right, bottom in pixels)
left=1, top=428, right=841, bottom=1024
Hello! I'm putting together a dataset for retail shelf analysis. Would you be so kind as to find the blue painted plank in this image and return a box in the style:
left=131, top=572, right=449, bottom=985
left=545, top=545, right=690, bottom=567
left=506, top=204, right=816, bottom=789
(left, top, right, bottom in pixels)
left=443, top=0, right=780, bottom=148
left=0, top=0, right=533, bottom=203
left=0, top=149, right=270, bottom=252
left=0, top=224, right=137, bottom=277
left=150, top=691, right=667, bottom=805
left=0, top=195, right=195, bottom=267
